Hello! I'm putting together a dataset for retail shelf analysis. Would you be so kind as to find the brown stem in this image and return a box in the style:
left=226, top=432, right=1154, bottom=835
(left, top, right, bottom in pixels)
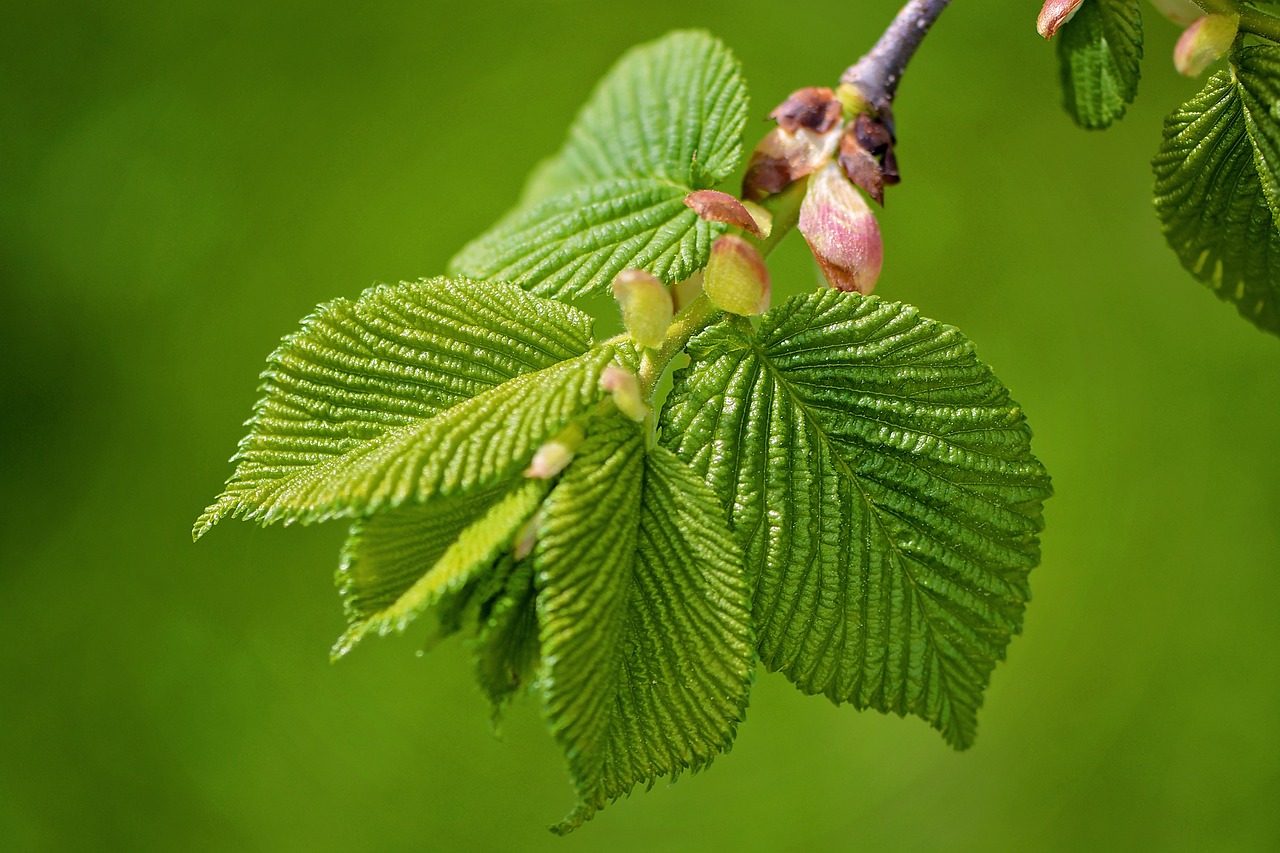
left=840, top=0, right=952, bottom=113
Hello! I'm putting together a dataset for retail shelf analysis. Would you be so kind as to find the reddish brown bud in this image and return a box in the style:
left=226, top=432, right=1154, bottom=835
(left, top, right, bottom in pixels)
left=770, top=87, right=843, bottom=134
left=1037, top=0, right=1085, bottom=38
left=742, top=126, right=840, bottom=201
left=799, top=163, right=883, bottom=295
left=703, top=234, right=771, bottom=316
left=838, top=133, right=885, bottom=206
left=684, top=190, right=765, bottom=237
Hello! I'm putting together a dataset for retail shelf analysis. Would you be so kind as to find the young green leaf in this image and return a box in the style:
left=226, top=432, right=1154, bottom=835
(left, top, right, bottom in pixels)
left=450, top=178, right=720, bottom=301
left=332, top=479, right=548, bottom=658
left=195, top=278, right=609, bottom=535
left=534, top=417, right=753, bottom=833
left=1056, top=0, right=1143, bottom=129
left=472, top=557, right=541, bottom=719
left=660, top=291, right=1052, bottom=749
left=1153, top=65, right=1280, bottom=336
left=1234, top=45, right=1280, bottom=224
left=450, top=30, right=749, bottom=298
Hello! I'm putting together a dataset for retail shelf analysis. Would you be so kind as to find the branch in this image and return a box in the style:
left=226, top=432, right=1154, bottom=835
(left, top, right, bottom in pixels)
left=840, top=0, right=952, bottom=112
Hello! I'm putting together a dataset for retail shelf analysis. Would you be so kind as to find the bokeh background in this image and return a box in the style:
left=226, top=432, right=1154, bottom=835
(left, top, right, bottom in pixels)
left=4, top=1, right=1279, bottom=850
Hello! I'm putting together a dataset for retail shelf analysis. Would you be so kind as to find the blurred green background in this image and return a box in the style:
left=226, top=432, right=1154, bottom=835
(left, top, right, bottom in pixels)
left=4, top=1, right=1278, bottom=849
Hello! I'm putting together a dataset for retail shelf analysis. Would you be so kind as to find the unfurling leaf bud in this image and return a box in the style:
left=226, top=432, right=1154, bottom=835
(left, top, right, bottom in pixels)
left=1174, top=14, right=1239, bottom=77
left=1037, top=0, right=1085, bottom=38
left=524, top=423, right=585, bottom=480
left=798, top=163, right=883, bottom=295
left=600, top=365, right=649, bottom=422
left=1147, top=0, right=1202, bottom=27
left=742, top=126, right=841, bottom=201
left=703, top=234, right=771, bottom=316
left=611, top=269, right=673, bottom=349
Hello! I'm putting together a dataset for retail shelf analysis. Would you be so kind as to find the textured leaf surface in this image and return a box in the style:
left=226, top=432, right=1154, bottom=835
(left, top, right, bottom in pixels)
left=1235, top=46, right=1280, bottom=224
left=332, top=480, right=547, bottom=657
left=472, top=558, right=540, bottom=718
left=1153, top=66, right=1280, bottom=335
left=196, top=279, right=609, bottom=534
left=1056, top=0, right=1143, bottom=129
left=660, top=292, right=1051, bottom=748
left=450, top=31, right=748, bottom=298
left=525, top=29, right=748, bottom=198
left=535, top=417, right=753, bottom=832
left=450, top=178, right=720, bottom=300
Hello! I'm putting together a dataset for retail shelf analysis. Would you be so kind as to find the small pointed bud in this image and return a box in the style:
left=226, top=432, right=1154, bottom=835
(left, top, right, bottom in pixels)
left=769, top=87, right=844, bottom=134
left=742, top=126, right=841, bottom=201
left=741, top=201, right=773, bottom=238
left=703, top=234, right=771, bottom=316
left=601, top=365, right=649, bottom=422
left=1038, top=0, right=1085, bottom=38
left=684, top=190, right=765, bottom=237
left=513, top=507, right=545, bottom=561
left=1148, top=0, right=1203, bottom=27
left=611, top=269, right=673, bottom=350
left=799, top=163, right=883, bottom=295
left=524, top=423, right=585, bottom=480
left=1174, top=14, right=1239, bottom=77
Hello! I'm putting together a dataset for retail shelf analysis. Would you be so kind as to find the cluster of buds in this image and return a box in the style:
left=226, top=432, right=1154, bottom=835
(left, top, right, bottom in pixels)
left=741, top=85, right=887, bottom=295
left=1038, top=0, right=1237, bottom=78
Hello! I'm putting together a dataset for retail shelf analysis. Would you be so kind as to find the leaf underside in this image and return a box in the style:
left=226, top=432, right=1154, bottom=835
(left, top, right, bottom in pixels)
left=1153, top=58, right=1280, bottom=336
left=333, top=479, right=548, bottom=658
left=1056, top=0, right=1143, bottom=130
left=535, top=416, right=753, bottom=833
left=195, top=278, right=609, bottom=534
left=449, top=30, right=749, bottom=298
left=660, top=291, right=1051, bottom=749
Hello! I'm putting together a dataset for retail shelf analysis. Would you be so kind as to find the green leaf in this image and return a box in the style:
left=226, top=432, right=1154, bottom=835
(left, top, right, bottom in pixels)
left=535, top=417, right=753, bottom=833
left=332, top=479, right=548, bottom=658
left=1056, top=0, right=1143, bottom=130
left=660, top=292, right=1052, bottom=749
left=195, top=278, right=615, bottom=534
left=524, top=29, right=748, bottom=199
left=1235, top=46, right=1280, bottom=224
left=1153, top=65, right=1280, bottom=336
left=472, top=557, right=540, bottom=719
left=450, top=178, right=721, bottom=301
left=450, top=30, right=749, bottom=299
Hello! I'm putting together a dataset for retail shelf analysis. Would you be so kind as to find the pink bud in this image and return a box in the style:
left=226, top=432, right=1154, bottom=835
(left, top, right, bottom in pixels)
left=524, top=424, right=585, bottom=480
left=703, top=234, right=771, bottom=316
left=1174, top=14, right=1239, bottom=77
left=611, top=269, right=673, bottom=349
left=798, top=163, right=883, bottom=295
left=600, top=365, right=649, bottom=422
left=1148, top=0, right=1203, bottom=27
left=1037, top=0, right=1085, bottom=39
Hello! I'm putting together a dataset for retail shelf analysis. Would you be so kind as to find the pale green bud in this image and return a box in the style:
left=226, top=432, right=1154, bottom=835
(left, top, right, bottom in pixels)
left=611, top=269, right=673, bottom=350
left=1174, top=14, right=1239, bottom=77
left=703, top=234, right=771, bottom=316
left=601, top=365, right=649, bottom=422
